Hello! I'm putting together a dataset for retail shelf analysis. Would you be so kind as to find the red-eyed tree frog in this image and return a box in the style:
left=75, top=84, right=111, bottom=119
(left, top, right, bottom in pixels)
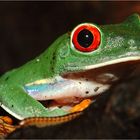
left=0, top=13, right=140, bottom=121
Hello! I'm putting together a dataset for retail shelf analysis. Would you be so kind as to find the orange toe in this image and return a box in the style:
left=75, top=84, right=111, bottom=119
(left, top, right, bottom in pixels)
left=0, top=116, right=13, bottom=125
left=70, top=99, right=92, bottom=113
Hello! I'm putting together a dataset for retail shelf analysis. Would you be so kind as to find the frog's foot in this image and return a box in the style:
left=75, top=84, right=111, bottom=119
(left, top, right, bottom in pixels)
left=0, top=116, right=16, bottom=138
left=41, top=98, right=92, bottom=113
left=70, top=99, right=92, bottom=113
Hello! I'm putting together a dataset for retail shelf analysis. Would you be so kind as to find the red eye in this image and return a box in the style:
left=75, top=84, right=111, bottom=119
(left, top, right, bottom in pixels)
left=72, top=24, right=101, bottom=52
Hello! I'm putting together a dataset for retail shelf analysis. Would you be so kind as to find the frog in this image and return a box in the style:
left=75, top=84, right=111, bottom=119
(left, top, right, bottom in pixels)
left=0, top=13, right=140, bottom=122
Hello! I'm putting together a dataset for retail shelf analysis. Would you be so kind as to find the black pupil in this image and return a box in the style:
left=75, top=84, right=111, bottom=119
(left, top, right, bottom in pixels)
left=77, top=29, right=94, bottom=48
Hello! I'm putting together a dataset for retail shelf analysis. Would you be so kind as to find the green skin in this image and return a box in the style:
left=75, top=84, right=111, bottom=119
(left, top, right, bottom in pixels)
left=0, top=14, right=140, bottom=120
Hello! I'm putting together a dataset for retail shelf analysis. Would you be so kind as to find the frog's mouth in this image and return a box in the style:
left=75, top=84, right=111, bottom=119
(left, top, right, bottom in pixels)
left=25, top=58, right=140, bottom=114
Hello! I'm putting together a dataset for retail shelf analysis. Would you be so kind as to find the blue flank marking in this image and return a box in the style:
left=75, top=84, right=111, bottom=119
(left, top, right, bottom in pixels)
left=24, top=83, right=49, bottom=93
left=24, top=79, right=67, bottom=94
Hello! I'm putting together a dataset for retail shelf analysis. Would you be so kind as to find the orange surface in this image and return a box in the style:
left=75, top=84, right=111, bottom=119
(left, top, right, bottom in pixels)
left=0, top=116, right=13, bottom=125
left=70, top=99, right=92, bottom=113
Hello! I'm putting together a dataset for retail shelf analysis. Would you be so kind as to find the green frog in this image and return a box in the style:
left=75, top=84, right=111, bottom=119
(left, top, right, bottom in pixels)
left=0, top=13, right=140, bottom=121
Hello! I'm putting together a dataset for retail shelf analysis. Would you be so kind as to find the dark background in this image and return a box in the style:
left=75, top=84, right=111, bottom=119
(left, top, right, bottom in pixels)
left=0, top=1, right=140, bottom=75
left=0, top=2, right=140, bottom=138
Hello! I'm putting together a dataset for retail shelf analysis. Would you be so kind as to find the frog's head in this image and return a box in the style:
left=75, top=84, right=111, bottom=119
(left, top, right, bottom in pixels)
left=24, top=13, right=140, bottom=118
left=48, top=14, right=140, bottom=78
